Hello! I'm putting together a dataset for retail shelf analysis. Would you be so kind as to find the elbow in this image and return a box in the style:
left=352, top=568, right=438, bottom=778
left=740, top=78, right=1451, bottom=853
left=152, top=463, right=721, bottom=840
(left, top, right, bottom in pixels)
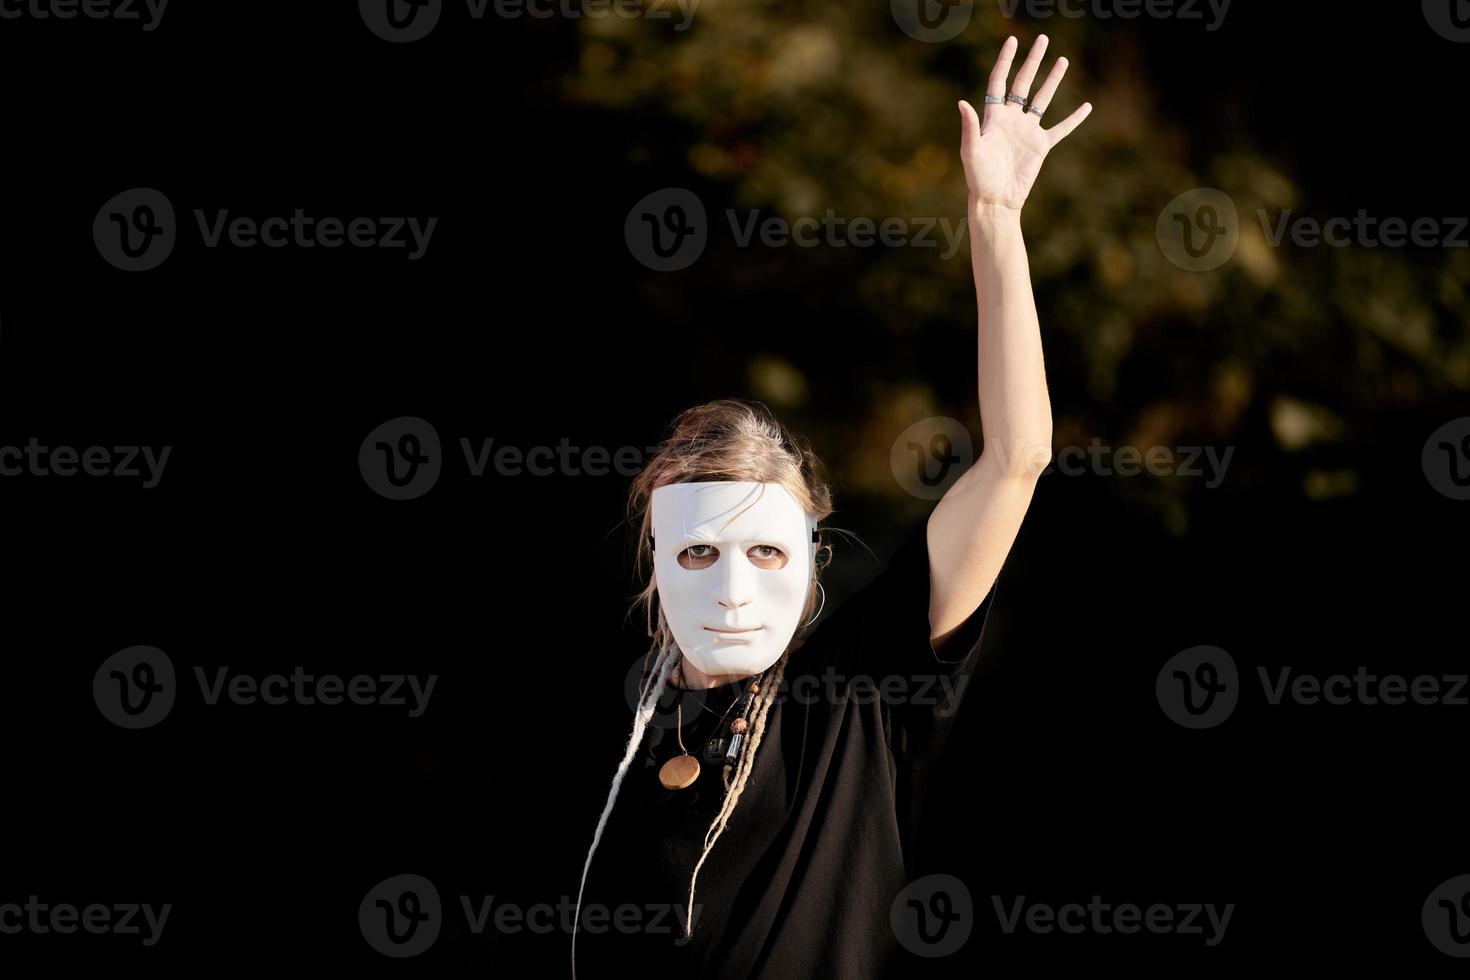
left=985, top=429, right=1053, bottom=480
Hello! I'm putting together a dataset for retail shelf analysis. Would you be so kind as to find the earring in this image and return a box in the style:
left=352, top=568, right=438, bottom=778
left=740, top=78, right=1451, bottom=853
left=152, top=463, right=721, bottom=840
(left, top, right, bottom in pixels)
left=802, top=581, right=826, bottom=627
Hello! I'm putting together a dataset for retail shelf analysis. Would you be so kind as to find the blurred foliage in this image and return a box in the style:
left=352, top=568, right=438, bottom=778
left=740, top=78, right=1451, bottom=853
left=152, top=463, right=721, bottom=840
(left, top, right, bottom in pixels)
left=560, top=1, right=1470, bottom=534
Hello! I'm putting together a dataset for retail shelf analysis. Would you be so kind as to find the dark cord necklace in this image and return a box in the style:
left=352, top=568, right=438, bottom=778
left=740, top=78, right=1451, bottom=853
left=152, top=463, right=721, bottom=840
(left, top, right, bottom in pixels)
left=658, top=659, right=763, bottom=791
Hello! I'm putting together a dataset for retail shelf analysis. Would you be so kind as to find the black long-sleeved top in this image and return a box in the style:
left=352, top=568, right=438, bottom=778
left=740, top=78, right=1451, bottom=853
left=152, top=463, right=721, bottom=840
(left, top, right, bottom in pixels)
left=575, top=517, right=998, bottom=978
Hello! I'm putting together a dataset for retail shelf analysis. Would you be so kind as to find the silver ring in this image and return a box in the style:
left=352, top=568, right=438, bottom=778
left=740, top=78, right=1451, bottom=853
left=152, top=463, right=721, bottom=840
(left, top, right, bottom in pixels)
left=1027, top=104, right=1043, bottom=117
left=983, top=95, right=1004, bottom=104
left=1005, top=93, right=1027, bottom=107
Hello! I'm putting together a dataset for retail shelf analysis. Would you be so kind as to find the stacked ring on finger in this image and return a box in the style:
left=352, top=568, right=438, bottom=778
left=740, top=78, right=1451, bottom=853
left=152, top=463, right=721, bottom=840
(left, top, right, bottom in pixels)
left=1005, top=94, right=1027, bottom=107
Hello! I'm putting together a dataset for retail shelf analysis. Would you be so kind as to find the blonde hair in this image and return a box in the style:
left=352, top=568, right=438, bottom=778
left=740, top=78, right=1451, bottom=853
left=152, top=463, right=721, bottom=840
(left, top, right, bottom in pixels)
left=571, top=399, right=834, bottom=977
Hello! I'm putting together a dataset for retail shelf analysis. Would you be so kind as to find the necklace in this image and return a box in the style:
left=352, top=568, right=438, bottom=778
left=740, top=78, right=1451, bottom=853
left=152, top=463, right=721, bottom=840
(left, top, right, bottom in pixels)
left=657, top=658, right=763, bottom=792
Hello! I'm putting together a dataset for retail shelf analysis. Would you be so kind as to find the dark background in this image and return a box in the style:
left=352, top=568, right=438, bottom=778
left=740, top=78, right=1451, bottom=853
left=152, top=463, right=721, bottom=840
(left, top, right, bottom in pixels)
left=2, top=0, right=1467, bottom=973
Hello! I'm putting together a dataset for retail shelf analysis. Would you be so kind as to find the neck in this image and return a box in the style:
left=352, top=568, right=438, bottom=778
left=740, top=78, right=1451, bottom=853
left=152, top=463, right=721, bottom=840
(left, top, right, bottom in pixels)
left=670, top=639, right=804, bottom=690
left=670, top=657, right=751, bottom=691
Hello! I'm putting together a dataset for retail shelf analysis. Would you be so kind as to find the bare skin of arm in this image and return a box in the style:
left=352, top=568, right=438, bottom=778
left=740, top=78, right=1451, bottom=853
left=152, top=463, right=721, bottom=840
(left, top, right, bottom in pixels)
left=928, top=34, right=1092, bottom=641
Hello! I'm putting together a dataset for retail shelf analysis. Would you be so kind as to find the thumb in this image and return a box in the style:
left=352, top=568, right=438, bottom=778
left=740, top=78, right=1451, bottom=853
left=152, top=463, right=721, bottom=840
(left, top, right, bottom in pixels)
left=957, top=99, right=981, bottom=145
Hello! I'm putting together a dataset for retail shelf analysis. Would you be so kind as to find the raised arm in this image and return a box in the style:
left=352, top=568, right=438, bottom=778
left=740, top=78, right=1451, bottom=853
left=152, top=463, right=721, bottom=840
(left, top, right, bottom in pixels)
left=927, top=34, right=1091, bottom=640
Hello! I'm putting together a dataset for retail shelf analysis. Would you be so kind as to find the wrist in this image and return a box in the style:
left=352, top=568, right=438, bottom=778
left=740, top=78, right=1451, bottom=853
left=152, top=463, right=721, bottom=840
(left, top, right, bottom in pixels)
left=968, top=197, right=1023, bottom=244
left=969, top=196, right=1023, bottom=223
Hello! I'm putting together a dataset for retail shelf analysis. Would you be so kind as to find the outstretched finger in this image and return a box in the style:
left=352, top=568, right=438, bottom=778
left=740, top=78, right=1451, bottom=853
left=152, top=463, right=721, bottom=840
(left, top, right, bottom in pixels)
left=984, top=35, right=1020, bottom=122
left=1007, top=34, right=1050, bottom=102
left=1027, top=56, right=1069, bottom=120
left=1045, top=100, right=1093, bottom=144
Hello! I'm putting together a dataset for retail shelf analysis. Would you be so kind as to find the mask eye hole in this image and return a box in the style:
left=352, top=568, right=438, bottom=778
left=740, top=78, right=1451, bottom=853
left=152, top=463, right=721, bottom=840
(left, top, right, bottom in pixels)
left=746, top=545, right=788, bottom=570
left=677, top=544, right=720, bottom=569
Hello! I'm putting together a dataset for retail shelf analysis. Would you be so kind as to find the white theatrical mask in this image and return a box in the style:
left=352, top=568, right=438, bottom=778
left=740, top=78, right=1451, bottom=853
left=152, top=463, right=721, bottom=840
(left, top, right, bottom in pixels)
left=651, top=481, right=818, bottom=678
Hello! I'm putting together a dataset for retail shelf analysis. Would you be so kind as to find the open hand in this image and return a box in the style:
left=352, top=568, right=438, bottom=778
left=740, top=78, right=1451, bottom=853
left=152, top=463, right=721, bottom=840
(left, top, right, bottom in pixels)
left=958, top=35, right=1092, bottom=211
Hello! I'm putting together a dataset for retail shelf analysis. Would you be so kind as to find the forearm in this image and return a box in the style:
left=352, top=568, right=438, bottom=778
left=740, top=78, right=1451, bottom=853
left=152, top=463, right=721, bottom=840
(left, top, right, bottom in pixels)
left=969, top=196, right=1053, bottom=477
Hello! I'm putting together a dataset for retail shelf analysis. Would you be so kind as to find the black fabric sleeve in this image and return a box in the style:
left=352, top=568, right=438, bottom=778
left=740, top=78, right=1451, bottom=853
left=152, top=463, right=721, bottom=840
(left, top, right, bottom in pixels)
left=835, top=516, right=1000, bottom=771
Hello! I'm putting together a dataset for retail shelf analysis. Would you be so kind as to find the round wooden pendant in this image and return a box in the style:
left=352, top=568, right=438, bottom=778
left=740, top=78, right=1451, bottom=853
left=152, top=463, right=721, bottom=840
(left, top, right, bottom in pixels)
left=658, top=754, right=701, bottom=790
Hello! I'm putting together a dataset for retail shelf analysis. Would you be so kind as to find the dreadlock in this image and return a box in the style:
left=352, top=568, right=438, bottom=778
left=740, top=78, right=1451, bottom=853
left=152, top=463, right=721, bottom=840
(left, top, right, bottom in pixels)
left=571, top=399, right=834, bottom=978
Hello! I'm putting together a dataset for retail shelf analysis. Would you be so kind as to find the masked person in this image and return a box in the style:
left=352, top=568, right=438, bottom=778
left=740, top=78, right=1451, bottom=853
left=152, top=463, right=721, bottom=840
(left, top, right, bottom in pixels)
left=572, top=34, right=1091, bottom=979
